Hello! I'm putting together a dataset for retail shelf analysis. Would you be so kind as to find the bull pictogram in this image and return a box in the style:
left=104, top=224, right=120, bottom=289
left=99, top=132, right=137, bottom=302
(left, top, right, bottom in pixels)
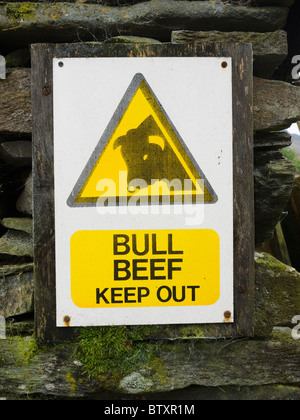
left=68, top=73, right=217, bottom=206
left=114, top=115, right=191, bottom=191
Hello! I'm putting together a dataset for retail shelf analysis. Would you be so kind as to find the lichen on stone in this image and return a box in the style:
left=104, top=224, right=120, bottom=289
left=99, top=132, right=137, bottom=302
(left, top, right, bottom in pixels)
left=5, top=3, right=37, bottom=22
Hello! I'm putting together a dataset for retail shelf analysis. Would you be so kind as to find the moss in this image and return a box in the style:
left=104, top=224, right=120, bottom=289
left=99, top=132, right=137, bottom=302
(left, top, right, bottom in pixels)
left=74, top=326, right=160, bottom=379
left=254, top=252, right=300, bottom=336
left=5, top=3, right=37, bottom=22
left=150, top=357, right=168, bottom=385
left=179, top=326, right=207, bottom=339
left=15, top=336, right=43, bottom=365
left=255, top=252, right=299, bottom=282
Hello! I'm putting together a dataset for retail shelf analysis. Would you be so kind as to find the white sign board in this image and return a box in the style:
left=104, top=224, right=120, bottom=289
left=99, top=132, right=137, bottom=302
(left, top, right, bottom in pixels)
left=53, top=57, right=233, bottom=327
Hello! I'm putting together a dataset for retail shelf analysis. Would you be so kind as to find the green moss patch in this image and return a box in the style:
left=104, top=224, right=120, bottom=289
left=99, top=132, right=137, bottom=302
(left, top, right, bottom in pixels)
left=74, top=326, right=160, bottom=379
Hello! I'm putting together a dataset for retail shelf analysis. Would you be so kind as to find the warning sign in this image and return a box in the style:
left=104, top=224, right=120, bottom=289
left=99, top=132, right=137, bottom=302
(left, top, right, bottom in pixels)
left=53, top=57, right=234, bottom=327
left=68, top=73, right=217, bottom=206
left=71, top=229, right=220, bottom=308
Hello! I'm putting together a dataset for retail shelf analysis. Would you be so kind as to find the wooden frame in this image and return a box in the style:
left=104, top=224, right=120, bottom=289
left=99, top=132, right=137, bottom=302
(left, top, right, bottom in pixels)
left=32, top=43, right=254, bottom=343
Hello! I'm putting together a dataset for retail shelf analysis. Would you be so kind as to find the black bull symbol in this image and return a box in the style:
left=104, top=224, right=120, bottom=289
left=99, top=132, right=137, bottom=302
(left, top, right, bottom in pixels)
left=113, top=115, right=191, bottom=191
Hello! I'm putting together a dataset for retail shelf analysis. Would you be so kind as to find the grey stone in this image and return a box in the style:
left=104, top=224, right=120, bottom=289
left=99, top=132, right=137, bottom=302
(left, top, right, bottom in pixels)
left=2, top=329, right=300, bottom=398
left=0, top=229, right=33, bottom=257
left=254, top=78, right=300, bottom=132
left=254, top=150, right=296, bottom=245
left=254, top=252, right=300, bottom=336
left=1, top=218, right=32, bottom=235
left=0, top=262, right=33, bottom=277
left=119, top=372, right=153, bottom=394
left=0, top=2, right=289, bottom=50
left=0, top=269, right=33, bottom=318
left=254, top=132, right=292, bottom=150
left=172, top=30, right=288, bottom=78
left=0, top=68, right=31, bottom=135
left=104, top=35, right=161, bottom=44
left=16, top=172, right=32, bottom=216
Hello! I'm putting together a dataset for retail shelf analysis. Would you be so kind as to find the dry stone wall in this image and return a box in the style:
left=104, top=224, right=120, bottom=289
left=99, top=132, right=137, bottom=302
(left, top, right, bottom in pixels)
left=0, top=0, right=300, bottom=400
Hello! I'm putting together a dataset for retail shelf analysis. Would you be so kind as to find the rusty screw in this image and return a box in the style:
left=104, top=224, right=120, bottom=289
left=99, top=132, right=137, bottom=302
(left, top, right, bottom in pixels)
left=43, top=86, right=52, bottom=96
left=224, top=311, right=232, bottom=320
left=63, top=315, right=71, bottom=326
left=221, top=61, right=228, bottom=69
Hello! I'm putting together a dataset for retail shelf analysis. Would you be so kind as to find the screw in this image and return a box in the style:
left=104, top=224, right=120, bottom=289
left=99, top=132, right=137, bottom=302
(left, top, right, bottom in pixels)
left=63, top=315, right=71, bottom=326
left=58, top=61, right=64, bottom=68
left=221, top=61, right=228, bottom=69
left=43, top=86, right=52, bottom=96
left=224, top=311, right=232, bottom=320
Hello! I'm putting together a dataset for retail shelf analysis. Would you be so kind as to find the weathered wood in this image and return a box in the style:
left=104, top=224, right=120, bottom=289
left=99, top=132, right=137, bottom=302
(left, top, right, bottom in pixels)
left=0, top=331, right=299, bottom=398
left=31, top=46, right=75, bottom=344
left=0, top=2, right=289, bottom=52
left=32, top=43, right=254, bottom=342
left=172, top=30, right=288, bottom=78
left=0, top=68, right=31, bottom=135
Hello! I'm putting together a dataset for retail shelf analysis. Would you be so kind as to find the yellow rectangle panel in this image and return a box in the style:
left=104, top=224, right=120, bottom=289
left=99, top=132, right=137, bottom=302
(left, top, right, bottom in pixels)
left=71, top=229, right=220, bottom=308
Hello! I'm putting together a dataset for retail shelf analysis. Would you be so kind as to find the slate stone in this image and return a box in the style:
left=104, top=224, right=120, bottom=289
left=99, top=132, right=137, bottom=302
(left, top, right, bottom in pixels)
left=0, top=269, right=33, bottom=318
left=0, top=68, right=31, bottom=135
left=104, top=35, right=161, bottom=44
left=1, top=218, right=32, bottom=235
left=254, top=132, right=292, bottom=150
left=254, top=150, right=296, bottom=245
left=0, top=229, right=33, bottom=257
left=0, top=1, right=289, bottom=51
left=254, top=78, right=300, bottom=132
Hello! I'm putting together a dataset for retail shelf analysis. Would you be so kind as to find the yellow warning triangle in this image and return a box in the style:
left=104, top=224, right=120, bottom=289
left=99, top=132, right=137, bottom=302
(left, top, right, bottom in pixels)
left=68, top=74, right=217, bottom=207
